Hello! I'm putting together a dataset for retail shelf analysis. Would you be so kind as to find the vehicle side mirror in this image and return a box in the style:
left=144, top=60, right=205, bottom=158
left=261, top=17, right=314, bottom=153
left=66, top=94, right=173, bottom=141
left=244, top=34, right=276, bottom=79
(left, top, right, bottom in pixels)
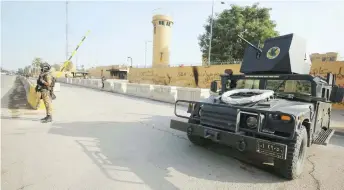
left=330, top=86, right=344, bottom=103
left=210, top=81, right=217, bottom=93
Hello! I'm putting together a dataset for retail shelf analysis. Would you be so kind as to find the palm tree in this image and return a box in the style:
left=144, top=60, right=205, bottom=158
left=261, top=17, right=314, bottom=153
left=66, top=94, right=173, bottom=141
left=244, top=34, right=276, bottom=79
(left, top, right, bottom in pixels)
left=31, top=57, right=42, bottom=75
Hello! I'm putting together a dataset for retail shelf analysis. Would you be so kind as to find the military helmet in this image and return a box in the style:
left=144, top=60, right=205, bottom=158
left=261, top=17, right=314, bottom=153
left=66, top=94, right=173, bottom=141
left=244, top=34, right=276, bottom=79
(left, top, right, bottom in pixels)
left=40, top=62, right=51, bottom=72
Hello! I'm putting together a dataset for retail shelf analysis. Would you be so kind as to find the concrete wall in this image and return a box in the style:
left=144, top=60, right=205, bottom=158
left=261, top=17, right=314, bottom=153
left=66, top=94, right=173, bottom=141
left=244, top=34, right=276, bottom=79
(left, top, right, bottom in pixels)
left=128, top=61, right=344, bottom=87
left=310, top=61, right=344, bottom=87
left=310, top=61, right=344, bottom=109
left=128, top=64, right=242, bottom=88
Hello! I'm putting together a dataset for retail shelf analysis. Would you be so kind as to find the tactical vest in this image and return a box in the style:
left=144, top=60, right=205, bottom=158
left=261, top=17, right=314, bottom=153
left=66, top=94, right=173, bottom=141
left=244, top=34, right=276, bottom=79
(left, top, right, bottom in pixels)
left=37, top=74, right=51, bottom=90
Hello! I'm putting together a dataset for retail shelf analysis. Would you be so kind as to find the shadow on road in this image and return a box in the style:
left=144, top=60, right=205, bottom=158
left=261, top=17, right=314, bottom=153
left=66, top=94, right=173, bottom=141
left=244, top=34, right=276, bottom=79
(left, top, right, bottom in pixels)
left=0, top=115, right=41, bottom=122
left=329, top=134, right=344, bottom=148
left=1, top=76, right=31, bottom=110
left=49, top=115, right=286, bottom=190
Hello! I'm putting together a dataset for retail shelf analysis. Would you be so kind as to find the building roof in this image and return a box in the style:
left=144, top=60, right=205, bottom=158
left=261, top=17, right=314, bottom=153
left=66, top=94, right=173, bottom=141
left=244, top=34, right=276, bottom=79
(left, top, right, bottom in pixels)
left=72, top=71, right=89, bottom=74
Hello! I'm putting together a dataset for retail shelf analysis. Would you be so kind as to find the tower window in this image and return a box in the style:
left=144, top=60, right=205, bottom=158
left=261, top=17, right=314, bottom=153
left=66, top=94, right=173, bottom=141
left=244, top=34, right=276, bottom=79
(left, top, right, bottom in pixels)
left=154, top=26, right=156, bottom=34
left=159, top=21, right=165, bottom=25
left=160, top=52, right=163, bottom=62
left=166, top=22, right=170, bottom=26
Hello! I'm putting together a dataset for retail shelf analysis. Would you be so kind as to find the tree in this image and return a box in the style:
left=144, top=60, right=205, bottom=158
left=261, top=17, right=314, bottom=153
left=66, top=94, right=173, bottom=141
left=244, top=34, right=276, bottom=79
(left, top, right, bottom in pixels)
left=32, top=57, right=42, bottom=67
left=59, top=60, right=75, bottom=72
left=17, top=68, right=24, bottom=75
left=31, top=57, right=43, bottom=74
left=52, top=63, right=61, bottom=71
left=198, top=3, right=279, bottom=64
left=24, top=66, right=31, bottom=75
left=65, top=61, right=74, bottom=71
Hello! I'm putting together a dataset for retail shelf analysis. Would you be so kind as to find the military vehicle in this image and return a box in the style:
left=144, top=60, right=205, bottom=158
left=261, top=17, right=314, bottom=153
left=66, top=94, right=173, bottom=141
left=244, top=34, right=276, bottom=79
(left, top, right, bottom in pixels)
left=170, top=33, right=344, bottom=180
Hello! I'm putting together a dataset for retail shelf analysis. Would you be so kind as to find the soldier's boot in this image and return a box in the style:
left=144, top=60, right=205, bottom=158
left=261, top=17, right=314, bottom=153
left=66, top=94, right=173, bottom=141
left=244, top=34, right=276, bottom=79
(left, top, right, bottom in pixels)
left=41, top=115, right=52, bottom=123
left=41, top=115, right=48, bottom=121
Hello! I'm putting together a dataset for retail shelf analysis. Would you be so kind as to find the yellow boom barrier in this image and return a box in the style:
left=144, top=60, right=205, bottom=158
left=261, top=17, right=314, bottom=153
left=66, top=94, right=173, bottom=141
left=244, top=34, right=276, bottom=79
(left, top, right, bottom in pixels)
left=55, top=30, right=91, bottom=78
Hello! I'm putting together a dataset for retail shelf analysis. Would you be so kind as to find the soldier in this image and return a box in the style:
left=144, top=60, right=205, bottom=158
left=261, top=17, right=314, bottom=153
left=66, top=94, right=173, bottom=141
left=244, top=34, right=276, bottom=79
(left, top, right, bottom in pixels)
left=224, top=69, right=237, bottom=89
left=37, top=62, right=53, bottom=123
left=101, top=75, right=106, bottom=89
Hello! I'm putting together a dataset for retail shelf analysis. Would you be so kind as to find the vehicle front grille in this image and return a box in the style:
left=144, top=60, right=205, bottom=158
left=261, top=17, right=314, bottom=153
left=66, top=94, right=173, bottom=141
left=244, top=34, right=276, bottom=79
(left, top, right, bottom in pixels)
left=200, top=105, right=238, bottom=131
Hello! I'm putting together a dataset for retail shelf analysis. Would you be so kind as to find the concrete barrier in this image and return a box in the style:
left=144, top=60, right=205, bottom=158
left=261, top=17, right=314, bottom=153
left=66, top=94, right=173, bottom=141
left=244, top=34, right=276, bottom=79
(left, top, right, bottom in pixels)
left=55, top=77, right=339, bottom=110
left=54, top=83, right=61, bottom=92
left=103, top=81, right=114, bottom=92
left=56, top=77, right=208, bottom=103
left=113, top=82, right=127, bottom=94
left=150, top=85, right=177, bottom=103
left=91, top=80, right=102, bottom=89
left=55, top=77, right=344, bottom=111
left=126, top=83, right=152, bottom=98
left=19, top=76, right=45, bottom=110
left=177, top=87, right=202, bottom=102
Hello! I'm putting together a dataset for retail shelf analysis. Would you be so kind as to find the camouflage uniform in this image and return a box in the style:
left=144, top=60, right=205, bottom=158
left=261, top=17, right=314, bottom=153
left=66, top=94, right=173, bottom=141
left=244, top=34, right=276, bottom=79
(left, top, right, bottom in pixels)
left=101, top=76, right=106, bottom=89
left=37, top=62, right=53, bottom=123
left=41, top=74, right=53, bottom=117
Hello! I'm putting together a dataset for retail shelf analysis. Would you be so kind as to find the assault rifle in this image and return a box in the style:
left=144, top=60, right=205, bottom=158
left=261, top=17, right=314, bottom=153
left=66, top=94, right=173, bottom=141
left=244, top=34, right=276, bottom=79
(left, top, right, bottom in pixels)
left=35, top=72, right=56, bottom=100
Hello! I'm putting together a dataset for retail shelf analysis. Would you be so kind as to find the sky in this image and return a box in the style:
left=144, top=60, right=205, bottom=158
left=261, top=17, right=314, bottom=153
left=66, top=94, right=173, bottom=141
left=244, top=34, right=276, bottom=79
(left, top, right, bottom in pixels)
left=1, top=0, right=344, bottom=71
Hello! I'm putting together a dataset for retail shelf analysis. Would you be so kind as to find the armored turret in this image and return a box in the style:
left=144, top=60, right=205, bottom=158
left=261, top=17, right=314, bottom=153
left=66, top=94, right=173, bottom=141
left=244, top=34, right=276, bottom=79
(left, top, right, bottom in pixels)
left=239, top=33, right=310, bottom=75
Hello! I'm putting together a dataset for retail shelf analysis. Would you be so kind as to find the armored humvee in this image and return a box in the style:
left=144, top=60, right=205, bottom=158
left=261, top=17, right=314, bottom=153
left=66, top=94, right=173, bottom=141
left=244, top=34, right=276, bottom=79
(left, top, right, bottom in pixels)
left=170, top=33, right=344, bottom=180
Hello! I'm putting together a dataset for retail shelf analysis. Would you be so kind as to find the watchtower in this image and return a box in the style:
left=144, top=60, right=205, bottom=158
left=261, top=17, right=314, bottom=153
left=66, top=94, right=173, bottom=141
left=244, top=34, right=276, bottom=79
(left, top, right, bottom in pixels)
left=152, top=15, right=173, bottom=68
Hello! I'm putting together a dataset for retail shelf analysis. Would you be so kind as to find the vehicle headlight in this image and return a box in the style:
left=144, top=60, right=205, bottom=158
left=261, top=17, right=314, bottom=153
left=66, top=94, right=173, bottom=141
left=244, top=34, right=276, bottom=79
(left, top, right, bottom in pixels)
left=246, top=116, right=258, bottom=128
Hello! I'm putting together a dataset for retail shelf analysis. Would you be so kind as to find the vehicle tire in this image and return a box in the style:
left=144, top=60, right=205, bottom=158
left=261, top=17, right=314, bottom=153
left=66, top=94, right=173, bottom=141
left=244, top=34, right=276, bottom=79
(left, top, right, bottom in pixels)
left=187, top=118, right=212, bottom=147
left=274, top=126, right=308, bottom=180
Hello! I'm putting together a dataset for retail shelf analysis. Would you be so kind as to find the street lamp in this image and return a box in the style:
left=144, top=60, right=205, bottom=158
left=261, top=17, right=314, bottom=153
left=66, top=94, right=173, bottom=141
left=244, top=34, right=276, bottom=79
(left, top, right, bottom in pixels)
left=208, top=1, right=225, bottom=66
left=144, top=41, right=152, bottom=68
left=127, top=57, right=133, bottom=67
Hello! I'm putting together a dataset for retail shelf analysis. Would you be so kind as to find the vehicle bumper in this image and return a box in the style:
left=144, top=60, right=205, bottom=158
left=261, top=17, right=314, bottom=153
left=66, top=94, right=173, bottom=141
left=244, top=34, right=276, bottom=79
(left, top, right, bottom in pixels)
left=170, top=119, right=288, bottom=160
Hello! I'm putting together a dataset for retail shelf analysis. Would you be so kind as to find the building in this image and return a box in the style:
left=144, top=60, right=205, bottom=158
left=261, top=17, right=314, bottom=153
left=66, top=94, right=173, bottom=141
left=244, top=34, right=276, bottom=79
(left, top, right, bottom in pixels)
left=87, top=65, right=129, bottom=79
left=152, top=14, right=173, bottom=68
left=310, top=52, right=339, bottom=62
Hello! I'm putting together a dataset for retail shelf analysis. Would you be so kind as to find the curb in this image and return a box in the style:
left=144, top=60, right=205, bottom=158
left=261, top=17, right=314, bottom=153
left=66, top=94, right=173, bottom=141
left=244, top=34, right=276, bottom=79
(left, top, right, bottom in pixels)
left=334, top=129, right=344, bottom=136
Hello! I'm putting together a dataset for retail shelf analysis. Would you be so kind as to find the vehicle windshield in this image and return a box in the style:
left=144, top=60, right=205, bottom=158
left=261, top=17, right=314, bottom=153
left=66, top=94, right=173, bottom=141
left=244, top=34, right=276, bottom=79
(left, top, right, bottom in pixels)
left=227, top=79, right=312, bottom=95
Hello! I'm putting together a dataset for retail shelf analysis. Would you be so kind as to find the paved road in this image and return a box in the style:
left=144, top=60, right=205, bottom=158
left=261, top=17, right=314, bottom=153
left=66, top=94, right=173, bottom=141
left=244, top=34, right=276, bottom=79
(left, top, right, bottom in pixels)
left=2, top=75, right=344, bottom=190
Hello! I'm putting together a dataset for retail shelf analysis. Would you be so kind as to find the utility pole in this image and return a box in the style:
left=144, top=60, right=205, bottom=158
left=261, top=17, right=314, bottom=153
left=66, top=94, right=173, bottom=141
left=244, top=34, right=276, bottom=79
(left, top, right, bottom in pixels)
left=144, top=41, right=152, bottom=68
left=65, top=1, right=69, bottom=60
left=208, top=0, right=215, bottom=66
left=208, top=1, right=225, bottom=66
